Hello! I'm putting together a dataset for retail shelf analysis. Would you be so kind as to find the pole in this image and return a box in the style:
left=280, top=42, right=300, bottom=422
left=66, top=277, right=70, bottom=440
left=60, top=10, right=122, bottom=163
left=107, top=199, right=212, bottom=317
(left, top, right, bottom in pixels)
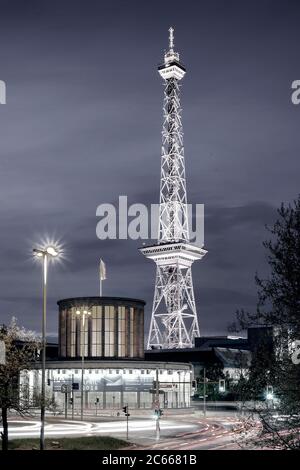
left=65, top=392, right=68, bottom=419
left=71, top=374, right=74, bottom=420
left=100, top=278, right=102, bottom=297
left=126, top=404, right=129, bottom=441
left=203, top=367, right=206, bottom=417
left=40, top=254, right=47, bottom=451
left=155, top=368, right=160, bottom=440
left=81, top=314, right=85, bottom=421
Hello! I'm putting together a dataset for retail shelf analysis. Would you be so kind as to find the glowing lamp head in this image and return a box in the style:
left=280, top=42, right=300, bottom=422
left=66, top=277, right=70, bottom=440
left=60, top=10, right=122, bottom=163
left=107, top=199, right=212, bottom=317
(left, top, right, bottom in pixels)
left=46, top=246, right=59, bottom=257
left=33, top=249, right=44, bottom=258
left=33, top=244, right=60, bottom=259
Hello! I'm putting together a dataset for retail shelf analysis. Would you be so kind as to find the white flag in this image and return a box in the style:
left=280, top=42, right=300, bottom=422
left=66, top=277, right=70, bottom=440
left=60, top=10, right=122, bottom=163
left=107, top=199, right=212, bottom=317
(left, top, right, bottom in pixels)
left=99, top=259, right=106, bottom=280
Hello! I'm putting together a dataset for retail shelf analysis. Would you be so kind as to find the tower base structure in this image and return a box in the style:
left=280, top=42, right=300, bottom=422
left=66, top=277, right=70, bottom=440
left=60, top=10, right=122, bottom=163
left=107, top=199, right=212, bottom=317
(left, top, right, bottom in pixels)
left=141, top=242, right=207, bottom=349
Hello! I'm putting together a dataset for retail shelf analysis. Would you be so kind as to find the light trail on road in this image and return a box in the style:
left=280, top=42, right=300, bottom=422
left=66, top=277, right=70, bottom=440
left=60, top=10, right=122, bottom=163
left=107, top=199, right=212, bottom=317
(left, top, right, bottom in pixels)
left=140, top=417, right=243, bottom=450
left=5, top=419, right=198, bottom=440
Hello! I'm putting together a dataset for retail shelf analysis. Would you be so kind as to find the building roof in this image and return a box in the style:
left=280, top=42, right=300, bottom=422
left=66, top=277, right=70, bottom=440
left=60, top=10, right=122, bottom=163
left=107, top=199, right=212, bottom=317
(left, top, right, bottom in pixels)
left=57, top=296, right=146, bottom=308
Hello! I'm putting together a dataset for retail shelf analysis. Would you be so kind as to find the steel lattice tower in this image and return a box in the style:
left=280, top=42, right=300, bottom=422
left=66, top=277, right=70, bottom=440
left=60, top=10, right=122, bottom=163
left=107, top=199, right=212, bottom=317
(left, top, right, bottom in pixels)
left=140, top=27, right=207, bottom=349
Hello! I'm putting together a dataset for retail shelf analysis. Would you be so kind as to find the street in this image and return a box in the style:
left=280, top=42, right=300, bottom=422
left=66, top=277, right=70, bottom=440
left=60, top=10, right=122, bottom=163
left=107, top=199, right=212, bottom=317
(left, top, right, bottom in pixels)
left=5, top=411, right=248, bottom=450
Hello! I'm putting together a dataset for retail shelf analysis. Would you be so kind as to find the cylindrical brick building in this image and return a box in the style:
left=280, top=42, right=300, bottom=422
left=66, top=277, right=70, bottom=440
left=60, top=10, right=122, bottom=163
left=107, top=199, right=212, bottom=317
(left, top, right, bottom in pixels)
left=58, top=297, right=145, bottom=359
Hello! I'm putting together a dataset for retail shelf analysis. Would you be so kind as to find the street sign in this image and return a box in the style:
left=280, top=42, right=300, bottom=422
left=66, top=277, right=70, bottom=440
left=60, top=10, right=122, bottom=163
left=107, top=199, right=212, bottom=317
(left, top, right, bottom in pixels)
left=61, top=384, right=71, bottom=394
left=149, top=389, right=164, bottom=394
left=0, top=340, right=5, bottom=365
left=153, top=381, right=177, bottom=390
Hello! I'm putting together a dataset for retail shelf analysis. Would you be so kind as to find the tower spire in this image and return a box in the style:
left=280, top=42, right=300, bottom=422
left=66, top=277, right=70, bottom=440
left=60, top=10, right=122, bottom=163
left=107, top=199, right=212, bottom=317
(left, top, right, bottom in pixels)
left=140, top=29, right=207, bottom=350
left=168, top=26, right=174, bottom=52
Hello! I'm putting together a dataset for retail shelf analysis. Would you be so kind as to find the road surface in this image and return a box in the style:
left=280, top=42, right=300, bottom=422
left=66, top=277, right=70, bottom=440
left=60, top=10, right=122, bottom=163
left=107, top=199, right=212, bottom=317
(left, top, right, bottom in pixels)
left=4, top=414, right=248, bottom=449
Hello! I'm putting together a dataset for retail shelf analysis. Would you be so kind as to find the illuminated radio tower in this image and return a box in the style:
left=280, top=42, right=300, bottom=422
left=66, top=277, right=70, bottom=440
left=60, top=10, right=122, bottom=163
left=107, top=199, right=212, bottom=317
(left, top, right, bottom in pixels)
left=141, top=27, right=207, bottom=349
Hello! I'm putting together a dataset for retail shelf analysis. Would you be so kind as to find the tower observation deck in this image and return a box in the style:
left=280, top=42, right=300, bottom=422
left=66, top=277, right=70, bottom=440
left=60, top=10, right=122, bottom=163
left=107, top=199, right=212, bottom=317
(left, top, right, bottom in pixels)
left=140, top=28, right=207, bottom=350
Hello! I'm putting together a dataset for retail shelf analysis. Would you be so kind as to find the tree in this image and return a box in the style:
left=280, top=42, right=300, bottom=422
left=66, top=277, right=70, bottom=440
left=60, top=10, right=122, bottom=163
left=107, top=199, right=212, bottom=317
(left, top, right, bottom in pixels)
left=0, top=318, right=39, bottom=451
left=233, top=196, right=300, bottom=449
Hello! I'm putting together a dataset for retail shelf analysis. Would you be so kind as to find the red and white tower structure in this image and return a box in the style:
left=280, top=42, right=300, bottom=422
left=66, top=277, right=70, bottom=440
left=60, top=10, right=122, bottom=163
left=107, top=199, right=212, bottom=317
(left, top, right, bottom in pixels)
left=141, top=28, right=207, bottom=349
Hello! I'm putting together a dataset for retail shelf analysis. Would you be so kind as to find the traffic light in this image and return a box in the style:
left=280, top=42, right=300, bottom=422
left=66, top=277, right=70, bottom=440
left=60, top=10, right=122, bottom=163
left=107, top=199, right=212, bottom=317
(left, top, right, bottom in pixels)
left=219, top=379, right=226, bottom=393
left=122, top=406, right=130, bottom=417
left=155, top=408, right=163, bottom=418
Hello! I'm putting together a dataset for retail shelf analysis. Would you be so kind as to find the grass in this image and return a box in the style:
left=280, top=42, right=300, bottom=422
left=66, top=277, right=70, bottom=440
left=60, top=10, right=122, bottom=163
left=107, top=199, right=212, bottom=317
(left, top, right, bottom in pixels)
left=7, top=436, right=129, bottom=450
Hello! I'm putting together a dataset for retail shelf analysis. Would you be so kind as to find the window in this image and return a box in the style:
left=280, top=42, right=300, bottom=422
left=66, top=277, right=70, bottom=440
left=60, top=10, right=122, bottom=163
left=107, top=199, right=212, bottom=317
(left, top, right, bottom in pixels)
left=91, top=306, right=102, bottom=356
left=118, top=306, right=126, bottom=357
left=130, top=308, right=134, bottom=357
left=104, top=306, right=115, bottom=357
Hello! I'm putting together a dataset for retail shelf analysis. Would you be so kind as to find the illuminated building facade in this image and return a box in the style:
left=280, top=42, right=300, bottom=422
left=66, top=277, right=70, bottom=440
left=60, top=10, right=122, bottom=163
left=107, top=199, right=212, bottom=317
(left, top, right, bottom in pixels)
left=23, top=361, right=192, bottom=411
left=20, top=297, right=193, bottom=413
left=58, top=297, right=145, bottom=359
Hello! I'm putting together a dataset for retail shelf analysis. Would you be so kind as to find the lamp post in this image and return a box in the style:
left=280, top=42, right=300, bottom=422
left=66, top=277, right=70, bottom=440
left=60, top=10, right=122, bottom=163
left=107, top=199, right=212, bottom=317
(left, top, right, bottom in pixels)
left=33, top=245, right=59, bottom=451
left=76, top=309, right=91, bottom=421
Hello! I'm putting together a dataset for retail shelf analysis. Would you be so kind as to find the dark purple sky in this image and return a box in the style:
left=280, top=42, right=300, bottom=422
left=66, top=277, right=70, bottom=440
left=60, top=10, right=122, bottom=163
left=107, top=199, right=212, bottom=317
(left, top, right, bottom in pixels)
left=0, top=0, right=299, bottom=338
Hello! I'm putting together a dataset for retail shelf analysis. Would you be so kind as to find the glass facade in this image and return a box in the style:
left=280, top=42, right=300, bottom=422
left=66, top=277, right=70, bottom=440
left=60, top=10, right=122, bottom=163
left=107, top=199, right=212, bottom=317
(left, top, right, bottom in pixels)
left=58, top=297, right=145, bottom=359
left=21, top=365, right=192, bottom=411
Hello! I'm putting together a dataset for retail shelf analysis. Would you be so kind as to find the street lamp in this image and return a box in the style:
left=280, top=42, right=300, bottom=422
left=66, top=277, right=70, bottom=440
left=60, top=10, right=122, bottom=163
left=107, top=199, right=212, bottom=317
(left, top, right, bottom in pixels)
left=33, top=245, right=60, bottom=451
left=76, top=308, right=91, bottom=421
